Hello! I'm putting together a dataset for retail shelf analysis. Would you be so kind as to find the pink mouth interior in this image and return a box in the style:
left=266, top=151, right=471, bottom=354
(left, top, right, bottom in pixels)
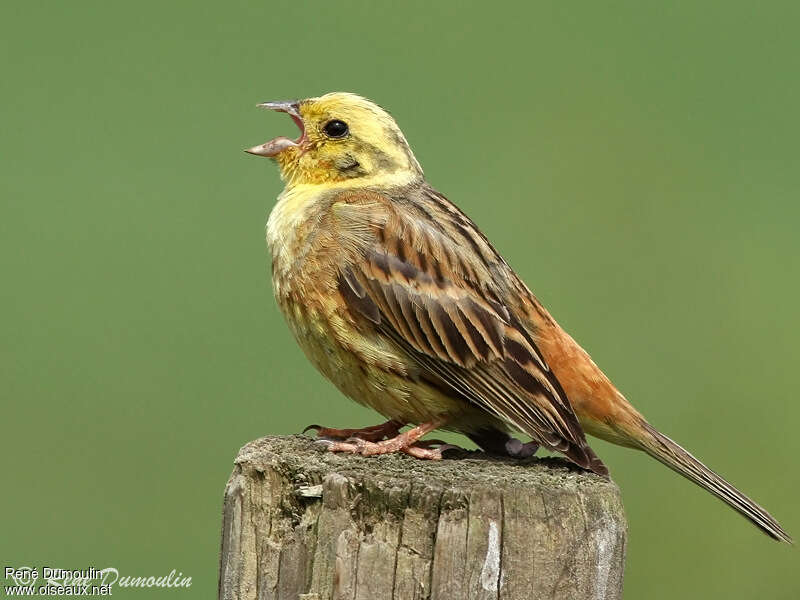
left=246, top=112, right=305, bottom=157
left=287, top=113, right=305, bottom=144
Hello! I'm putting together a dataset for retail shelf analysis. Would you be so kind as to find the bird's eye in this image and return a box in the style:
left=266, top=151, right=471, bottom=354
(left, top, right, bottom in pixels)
left=323, top=119, right=349, bottom=138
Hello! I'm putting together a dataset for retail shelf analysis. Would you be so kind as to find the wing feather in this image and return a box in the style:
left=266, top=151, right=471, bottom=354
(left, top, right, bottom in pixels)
left=331, top=190, right=606, bottom=474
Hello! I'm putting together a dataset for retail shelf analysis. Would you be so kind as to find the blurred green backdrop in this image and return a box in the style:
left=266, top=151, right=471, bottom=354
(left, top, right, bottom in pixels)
left=2, top=1, right=798, bottom=598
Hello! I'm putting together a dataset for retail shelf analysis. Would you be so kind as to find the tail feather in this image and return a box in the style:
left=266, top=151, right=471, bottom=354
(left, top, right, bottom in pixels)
left=636, top=421, right=792, bottom=543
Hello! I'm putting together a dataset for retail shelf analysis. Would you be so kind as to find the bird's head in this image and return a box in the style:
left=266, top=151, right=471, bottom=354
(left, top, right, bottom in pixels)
left=246, top=92, right=423, bottom=187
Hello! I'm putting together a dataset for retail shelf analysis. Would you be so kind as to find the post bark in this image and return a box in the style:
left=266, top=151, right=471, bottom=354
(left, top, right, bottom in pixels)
left=218, top=435, right=626, bottom=600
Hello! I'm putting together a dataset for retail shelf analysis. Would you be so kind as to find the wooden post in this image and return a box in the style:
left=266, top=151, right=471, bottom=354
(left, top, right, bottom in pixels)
left=219, top=436, right=626, bottom=600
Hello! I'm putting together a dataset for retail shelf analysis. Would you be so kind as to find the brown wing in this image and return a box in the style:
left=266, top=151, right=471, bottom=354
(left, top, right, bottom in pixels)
left=331, top=188, right=607, bottom=475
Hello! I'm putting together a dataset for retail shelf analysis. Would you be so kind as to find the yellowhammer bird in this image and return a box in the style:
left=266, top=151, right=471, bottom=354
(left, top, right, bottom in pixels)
left=246, top=92, right=790, bottom=542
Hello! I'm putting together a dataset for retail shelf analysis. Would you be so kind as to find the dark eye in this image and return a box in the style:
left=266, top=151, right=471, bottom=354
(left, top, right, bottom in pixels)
left=323, top=119, right=349, bottom=138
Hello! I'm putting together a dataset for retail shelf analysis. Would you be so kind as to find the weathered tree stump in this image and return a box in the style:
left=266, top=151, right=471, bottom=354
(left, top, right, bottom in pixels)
left=219, top=436, right=626, bottom=600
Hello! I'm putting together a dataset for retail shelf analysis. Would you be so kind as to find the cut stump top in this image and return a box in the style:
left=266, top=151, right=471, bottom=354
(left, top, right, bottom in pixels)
left=235, top=435, right=620, bottom=496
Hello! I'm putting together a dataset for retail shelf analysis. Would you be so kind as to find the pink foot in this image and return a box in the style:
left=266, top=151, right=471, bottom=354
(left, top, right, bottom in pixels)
left=320, top=418, right=449, bottom=460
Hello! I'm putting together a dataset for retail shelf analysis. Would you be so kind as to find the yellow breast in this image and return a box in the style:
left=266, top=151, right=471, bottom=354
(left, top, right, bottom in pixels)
left=265, top=184, right=480, bottom=427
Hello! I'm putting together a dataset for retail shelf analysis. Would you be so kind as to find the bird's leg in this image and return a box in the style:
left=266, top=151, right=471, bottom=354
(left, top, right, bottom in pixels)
left=303, top=419, right=404, bottom=442
left=321, top=417, right=449, bottom=459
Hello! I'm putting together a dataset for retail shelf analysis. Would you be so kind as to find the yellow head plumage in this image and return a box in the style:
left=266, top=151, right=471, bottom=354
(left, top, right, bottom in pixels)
left=246, top=92, right=423, bottom=187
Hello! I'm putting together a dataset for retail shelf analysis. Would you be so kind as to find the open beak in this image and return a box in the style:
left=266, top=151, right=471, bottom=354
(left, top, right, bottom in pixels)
left=245, top=100, right=305, bottom=157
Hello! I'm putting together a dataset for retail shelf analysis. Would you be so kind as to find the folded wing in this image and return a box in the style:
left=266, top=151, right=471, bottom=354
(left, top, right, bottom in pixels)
left=331, top=189, right=607, bottom=474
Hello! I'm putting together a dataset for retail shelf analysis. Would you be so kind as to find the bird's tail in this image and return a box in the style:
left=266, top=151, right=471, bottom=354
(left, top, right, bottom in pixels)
left=633, top=420, right=792, bottom=543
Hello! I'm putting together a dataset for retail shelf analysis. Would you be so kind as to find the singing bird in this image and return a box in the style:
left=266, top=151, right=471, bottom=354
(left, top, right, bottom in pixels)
left=246, top=92, right=790, bottom=542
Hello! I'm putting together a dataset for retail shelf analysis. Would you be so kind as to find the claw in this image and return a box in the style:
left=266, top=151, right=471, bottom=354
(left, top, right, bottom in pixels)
left=403, top=444, right=461, bottom=460
left=437, top=444, right=462, bottom=453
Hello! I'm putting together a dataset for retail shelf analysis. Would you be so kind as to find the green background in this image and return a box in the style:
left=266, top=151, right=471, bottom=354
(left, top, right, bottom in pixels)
left=2, top=1, right=798, bottom=598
